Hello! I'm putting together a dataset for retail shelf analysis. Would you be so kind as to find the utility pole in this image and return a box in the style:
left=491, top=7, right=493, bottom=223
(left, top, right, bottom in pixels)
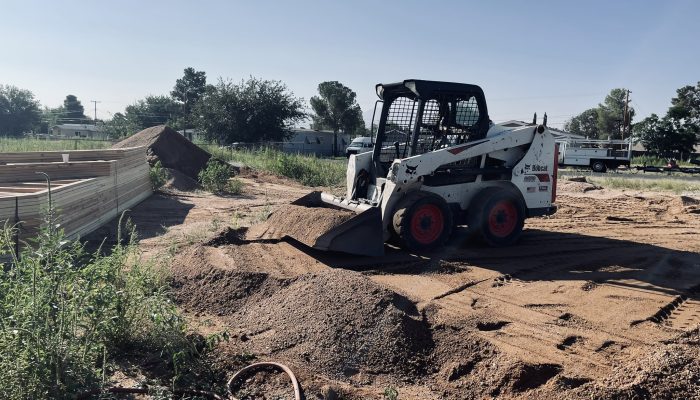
left=621, top=90, right=630, bottom=140
left=90, top=100, right=101, bottom=125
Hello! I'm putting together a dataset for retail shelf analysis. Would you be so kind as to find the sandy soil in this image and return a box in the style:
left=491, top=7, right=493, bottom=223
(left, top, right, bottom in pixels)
left=90, top=174, right=700, bottom=399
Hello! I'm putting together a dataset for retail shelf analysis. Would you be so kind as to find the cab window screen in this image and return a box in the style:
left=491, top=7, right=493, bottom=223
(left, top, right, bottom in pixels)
left=379, top=96, right=417, bottom=162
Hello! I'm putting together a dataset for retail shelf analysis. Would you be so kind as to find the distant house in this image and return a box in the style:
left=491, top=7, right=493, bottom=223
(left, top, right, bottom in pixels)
left=177, top=129, right=206, bottom=143
left=282, top=129, right=352, bottom=156
left=51, top=124, right=108, bottom=140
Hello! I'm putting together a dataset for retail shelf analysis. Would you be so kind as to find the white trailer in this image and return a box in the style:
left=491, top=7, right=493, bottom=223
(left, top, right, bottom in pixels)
left=557, top=138, right=632, bottom=172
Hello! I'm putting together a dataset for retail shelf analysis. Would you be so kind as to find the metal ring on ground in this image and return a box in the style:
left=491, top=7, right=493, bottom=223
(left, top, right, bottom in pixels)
left=227, top=362, right=302, bottom=400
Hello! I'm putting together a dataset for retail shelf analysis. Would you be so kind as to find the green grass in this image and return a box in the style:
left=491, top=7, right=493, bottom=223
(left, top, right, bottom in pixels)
left=631, top=155, right=693, bottom=167
left=200, top=145, right=347, bottom=187
left=0, top=137, right=112, bottom=152
left=0, top=212, right=192, bottom=399
left=588, top=176, right=700, bottom=194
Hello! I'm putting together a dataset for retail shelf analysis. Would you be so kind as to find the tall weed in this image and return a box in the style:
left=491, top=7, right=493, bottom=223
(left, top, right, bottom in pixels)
left=0, top=211, right=186, bottom=398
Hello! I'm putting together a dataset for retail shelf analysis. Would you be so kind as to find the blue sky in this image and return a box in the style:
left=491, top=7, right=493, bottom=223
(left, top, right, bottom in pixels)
left=2, top=0, right=698, bottom=129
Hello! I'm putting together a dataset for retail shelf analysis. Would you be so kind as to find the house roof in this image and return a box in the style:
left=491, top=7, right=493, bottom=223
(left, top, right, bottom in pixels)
left=292, top=128, right=335, bottom=135
left=53, top=124, right=103, bottom=131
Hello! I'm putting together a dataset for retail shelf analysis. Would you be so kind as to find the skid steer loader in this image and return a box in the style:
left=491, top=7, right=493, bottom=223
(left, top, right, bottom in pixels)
left=255, top=79, right=558, bottom=256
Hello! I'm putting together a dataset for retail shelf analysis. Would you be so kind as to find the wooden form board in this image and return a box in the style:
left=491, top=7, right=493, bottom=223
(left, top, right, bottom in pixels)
left=0, top=146, right=152, bottom=243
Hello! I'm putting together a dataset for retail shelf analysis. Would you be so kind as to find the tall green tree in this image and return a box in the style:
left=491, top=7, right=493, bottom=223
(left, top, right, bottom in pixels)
left=310, top=81, right=365, bottom=156
left=61, top=94, right=88, bottom=124
left=124, top=95, right=181, bottom=130
left=596, top=88, right=634, bottom=139
left=171, top=67, right=207, bottom=139
left=565, top=89, right=634, bottom=139
left=194, top=77, right=306, bottom=144
left=667, top=81, right=700, bottom=125
left=171, top=67, right=207, bottom=115
left=564, top=108, right=600, bottom=138
left=0, top=84, right=41, bottom=136
left=634, top=114, right=698, bottom=158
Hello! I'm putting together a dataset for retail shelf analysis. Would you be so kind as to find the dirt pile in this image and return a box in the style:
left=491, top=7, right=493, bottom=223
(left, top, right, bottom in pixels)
left=232, top=269, right=432, bottom=379
left=668, top=195, right=700, bottom=215
left=170, top=244, right=290, bottom=316
left=245, top=205, right=356, bottom=247
left=113, top=125, right=211, bottom=179
left=561, top=177, right=602, bottom=193
left=163, top=168, right=201, bottom=191
left=572, top=329, right=700, bottom=399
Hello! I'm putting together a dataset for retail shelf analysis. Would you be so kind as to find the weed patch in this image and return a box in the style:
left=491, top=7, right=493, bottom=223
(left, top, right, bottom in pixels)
left=199, top=146, right=346, bottom=187
left=198, top=159, right=240, bottom=194
left=588, top=177, right=700, bottom=194
left=0, top=137, right=111, bottom=152
left=0, top=212, right=187, bottom=398
left=150, top=160, right=168, bottom=190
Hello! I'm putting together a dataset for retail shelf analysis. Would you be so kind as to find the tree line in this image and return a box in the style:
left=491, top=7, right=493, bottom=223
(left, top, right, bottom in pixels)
left=5, top=71, right=697, bottom=158
left=0, top=68, right=368, bottom=153
left=565, top=83, right=700, bottom=158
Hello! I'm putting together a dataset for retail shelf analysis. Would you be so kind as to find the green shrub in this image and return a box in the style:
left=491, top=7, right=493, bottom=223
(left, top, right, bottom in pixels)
left=149, top=160, right=168, bottom=190
left=227, top=177, right=244, bottom=195
left=0, top=212, right=187, bottom=399
left=631, top=155, right=692, bottom=167
left=198, top=159, right=235, bottom=193
left=383, top=386, right=399, bottom=400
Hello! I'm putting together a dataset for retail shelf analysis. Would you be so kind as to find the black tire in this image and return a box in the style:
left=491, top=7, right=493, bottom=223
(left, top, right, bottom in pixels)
left=392, top=192, right=453, bottom=251
left=591, top=160, right=607, bottom=173
left=467, top=188, right=525, bottom=247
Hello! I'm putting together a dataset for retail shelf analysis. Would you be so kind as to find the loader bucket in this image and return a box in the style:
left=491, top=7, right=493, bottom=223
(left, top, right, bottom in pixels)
left=251, top=191, right=385, bottom=257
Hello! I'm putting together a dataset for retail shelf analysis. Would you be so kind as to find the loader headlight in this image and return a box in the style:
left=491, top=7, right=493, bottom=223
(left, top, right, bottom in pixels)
left=388, top=163, right=399, bottom=182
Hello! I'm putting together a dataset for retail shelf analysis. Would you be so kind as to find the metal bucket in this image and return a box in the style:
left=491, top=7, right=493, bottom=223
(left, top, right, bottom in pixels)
left=257, top=191, right=385, bottom=257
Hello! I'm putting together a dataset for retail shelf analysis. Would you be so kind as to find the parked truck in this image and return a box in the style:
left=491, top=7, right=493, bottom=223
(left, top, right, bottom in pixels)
left=557, top=138, right=632, bottom=172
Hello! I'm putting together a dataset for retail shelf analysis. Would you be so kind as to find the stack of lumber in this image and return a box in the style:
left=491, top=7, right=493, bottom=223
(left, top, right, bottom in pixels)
left=0, top=147, right=152, bottom=244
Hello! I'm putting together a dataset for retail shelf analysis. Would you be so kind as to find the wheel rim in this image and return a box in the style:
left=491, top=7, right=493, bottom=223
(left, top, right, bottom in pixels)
left=410, top=204, right=444, bottom=245
left=487, top=200, right=518, bottom=238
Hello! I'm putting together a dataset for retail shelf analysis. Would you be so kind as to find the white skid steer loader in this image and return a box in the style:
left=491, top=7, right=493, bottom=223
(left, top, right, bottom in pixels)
left=256, top=80, right=558, bottom=256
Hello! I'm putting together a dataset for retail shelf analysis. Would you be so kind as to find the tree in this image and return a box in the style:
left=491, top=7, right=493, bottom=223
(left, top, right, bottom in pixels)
left=124, top=95, right=181, bottom=130
left=171, top=67, right=207, bottom=139
left=634, top=113, right=698, bottom=158
left=667, top=81, right=700, bottom=125
left=61, top=94, right=88, bottom=124
left=171, top=67, right=207, bottom=115
left=194, top=77, right=306, bottom=144
left=310, top=81, right=366, bottom=156
left=0, top=84, right=41, bottom=136
left=564, top=108, right=600, bottom=138
left=103, top=112, right=135, bottom=138
left=596, top=88, right=634, bottom=139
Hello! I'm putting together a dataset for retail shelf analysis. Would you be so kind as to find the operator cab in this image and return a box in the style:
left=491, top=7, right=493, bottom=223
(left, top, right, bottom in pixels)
left=372, top=80, right=490, bottom=176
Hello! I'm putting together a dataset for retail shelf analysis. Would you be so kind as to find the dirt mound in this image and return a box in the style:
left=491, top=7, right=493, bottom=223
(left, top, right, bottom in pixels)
left=668, top=195, right=700, bottom=215
left=163, top=168, right=201, bottom=191
left=232, top=269, right=432, bottom=379
left=170, top=244, right=290, bottom=316
left=113, top=125, right=210, bottom=179
left=560, top=178, right=602, bottom=193
left=245, top=204, right=355, bottom=247
left=572, top=329, right=700, bottom=399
